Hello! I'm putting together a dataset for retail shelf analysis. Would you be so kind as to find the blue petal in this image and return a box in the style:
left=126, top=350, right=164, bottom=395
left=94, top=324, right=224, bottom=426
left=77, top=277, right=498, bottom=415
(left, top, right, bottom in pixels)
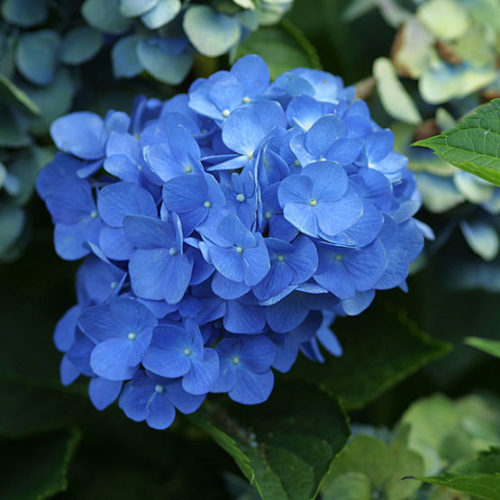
left=224, top=298, right=266, bottom=334
left=99, top=226, right=133, bottom=260
left=54, top=305, right=80, bottom=352
left=123, top=215, right=176, bottom=249
left=231, top=54, right=270, bottom=97
left=89, top=377, right=123, bottom=410
left=50, top=112, right=105, bottom=160
left=229, top=369, right=274, bottom=405
left=129, top=248, right=192, bottom=303
left=166, top=379, right=205, bottom=413
left=98, top=182, right=157, bottom=227
left=182, top=348, right=219, bottom=395
left=212, top=272, right=250, bottom=299
left=222, top=100, right=286, bottom=156
left=146, top=392, right=176, bottom=429
left=265, top=292, right=309, bottom=333
left=90, top=338, right=138, bottom=380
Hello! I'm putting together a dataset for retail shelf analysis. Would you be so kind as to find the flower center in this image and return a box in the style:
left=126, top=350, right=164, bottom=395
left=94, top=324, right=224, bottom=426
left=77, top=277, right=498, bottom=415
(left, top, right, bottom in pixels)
left=203, top=200, right=212, bottom=208
left=90, top=210, right=98, bottom=219
left=242, top=96, right=251, bottom=103
left=232, top=356, right=240, bottom=365
left=128, top=332, right=137, bottom=340
left=184, top=165, right=193, bottom=174
left=137, top=164, right=143, bottom=171
left=222, top=109, right=230, bottom=117
left=169, top=247, right=178, bottom=256
left=154, top=384, right=164, bottom=394
left=277, top=254, right=285, bottom=262
left=264, top=211, right=272, bottom=219
left=309, top=199, right=317, bottom=207
left=335, top=254, right=343, bottom=262
left=236, top=193, right=246, bottom=202
left=235, top=246, right=244, bottom=254
left=183, top=347, right=192, bottom=356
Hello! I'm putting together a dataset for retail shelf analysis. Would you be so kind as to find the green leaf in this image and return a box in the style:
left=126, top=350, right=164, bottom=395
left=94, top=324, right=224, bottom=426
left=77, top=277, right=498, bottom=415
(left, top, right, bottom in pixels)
left=329, top=435, right=395, bottom=490
left=323, top=429, right=424, bottom=500
left=235, top=20, right=321, bottom=80
left=465, top=337, right=500, bottom=358
left=415, top=451, right=500, bottom=500
left=0, top=284, right=87, bottom=438
left=415, top=472, right=500, bottom=500
left=413, top=99, right=500, bottom=187
left=0, top=105, right=30, bottom=147
left=0, top=203, right=24, bottom=255
left=0, top=74, right=40, bottom=115
left=0, top=380, right=86, bottom=438
left=184, top=5, right=242, bottom=57
left=288, top=299, right=451, bottom=409
left=322, top=472, right=371, bottom=500
left=0, top=428, right=80, bottom=500
left=191, top=380, right=350, bottom=500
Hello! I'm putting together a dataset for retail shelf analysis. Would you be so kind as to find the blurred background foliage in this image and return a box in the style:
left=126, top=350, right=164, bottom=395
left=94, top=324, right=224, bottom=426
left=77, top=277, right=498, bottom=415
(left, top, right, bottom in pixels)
left=2, top=0, right=500, bottom=499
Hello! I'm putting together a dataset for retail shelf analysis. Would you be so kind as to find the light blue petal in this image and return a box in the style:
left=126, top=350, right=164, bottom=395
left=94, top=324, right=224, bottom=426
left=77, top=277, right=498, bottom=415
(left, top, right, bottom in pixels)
left=50, top=112, right=104, bottom=160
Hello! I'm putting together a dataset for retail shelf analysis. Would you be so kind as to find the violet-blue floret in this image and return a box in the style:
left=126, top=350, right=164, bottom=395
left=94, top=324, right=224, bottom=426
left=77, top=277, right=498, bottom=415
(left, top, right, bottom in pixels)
left=37, top=55, right=429, bottom=430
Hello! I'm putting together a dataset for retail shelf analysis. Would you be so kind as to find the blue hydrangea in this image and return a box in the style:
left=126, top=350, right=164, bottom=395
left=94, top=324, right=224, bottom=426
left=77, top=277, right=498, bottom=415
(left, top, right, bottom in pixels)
left=38, top=55, right=428, bottom=430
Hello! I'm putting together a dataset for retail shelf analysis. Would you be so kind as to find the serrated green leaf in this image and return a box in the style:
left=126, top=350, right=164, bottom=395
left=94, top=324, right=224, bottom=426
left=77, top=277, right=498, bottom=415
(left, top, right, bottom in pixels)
left=235, top=20, right=321, bottom=79
left=413, top=99, right=500, bottom=186
left=415, top=451, right=500, bottom=500
left=288, top=299, right=451, bottom=409
left=191, top=380, right=350, bottom=500
left=465, top=337, right=500, bottom=358
left=0, top=428, right=81, bottom=500
left=0, top=74, right=40, bottom=115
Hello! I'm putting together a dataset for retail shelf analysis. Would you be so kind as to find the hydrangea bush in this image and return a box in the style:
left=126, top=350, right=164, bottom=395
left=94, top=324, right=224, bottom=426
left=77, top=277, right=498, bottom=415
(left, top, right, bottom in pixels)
left=352, top=0, right=500, bottom=286
left=0, top=0, right=293, bottom=262
left=37, top=55, right=427, bottom=429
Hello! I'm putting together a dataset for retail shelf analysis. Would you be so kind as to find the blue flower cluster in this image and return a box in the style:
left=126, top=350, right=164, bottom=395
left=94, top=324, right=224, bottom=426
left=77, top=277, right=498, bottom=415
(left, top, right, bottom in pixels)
left=38, top=55, right=425, bottom=429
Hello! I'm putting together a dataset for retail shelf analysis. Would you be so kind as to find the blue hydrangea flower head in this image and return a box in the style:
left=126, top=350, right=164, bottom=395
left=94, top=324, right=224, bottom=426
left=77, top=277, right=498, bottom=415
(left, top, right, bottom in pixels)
left=38, top=54, right=429, bottom=429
